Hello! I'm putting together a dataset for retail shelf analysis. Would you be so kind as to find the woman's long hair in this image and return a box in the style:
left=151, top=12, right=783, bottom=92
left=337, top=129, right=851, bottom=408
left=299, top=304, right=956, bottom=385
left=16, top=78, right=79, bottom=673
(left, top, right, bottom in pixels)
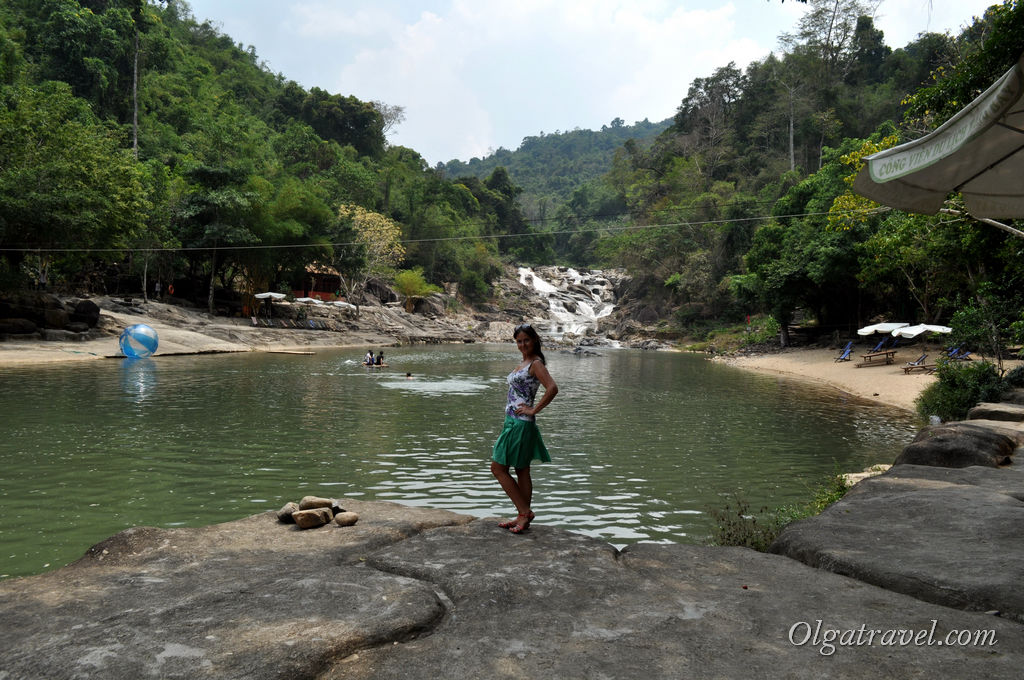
left=513, top=324, right=546, bottom=365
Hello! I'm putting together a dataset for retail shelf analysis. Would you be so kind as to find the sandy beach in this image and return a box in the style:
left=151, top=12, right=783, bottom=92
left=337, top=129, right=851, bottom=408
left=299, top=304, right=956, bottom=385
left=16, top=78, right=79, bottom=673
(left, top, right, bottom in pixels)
left=719, top=346, right=940, bottom=413
left=0, top=300, right=399, bottom=367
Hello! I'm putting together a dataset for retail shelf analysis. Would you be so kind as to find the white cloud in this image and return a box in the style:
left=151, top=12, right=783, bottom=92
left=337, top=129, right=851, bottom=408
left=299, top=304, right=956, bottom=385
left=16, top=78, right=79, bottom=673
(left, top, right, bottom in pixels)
left=320, top=0, right=802, bottom=162
left=185, top=0, right=1001, bottom=165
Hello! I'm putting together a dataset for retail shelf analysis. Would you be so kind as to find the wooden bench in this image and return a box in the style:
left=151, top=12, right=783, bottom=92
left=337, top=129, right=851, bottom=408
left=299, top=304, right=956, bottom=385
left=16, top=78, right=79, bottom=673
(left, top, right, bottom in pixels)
left=857, top=349, right=897, bottom=366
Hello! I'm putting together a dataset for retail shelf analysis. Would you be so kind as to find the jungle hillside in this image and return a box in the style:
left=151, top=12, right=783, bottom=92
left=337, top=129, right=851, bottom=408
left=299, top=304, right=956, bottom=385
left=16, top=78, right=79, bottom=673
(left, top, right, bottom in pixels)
left=2, top=0, right=1024, bottom=348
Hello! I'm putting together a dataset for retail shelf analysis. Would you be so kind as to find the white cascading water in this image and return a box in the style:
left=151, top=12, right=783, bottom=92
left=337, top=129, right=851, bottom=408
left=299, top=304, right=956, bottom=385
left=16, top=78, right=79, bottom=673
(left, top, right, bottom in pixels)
left=517, top=266, right=618, bottom=340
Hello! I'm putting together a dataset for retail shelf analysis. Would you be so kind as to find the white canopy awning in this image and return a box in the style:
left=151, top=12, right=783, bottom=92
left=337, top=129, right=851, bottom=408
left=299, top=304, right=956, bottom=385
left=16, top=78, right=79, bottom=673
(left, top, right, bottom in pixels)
left=853, top=53, right=1024, bottom=219
left=890, top=324, right=952, bottom=339
left=294, top=297, right=324, bottom=305
left=857, top=322, right=909, bottom=336
left=254, top=292, right=286, bottom=300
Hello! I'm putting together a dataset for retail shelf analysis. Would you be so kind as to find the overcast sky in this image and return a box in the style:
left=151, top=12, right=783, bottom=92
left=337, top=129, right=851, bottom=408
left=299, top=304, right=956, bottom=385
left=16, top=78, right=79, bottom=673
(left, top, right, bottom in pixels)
left=183, top=0, right=998, bottom=166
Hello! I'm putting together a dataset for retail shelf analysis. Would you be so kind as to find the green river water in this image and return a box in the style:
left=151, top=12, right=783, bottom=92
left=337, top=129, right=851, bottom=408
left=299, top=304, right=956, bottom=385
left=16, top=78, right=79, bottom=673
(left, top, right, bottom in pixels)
left=0, top=344, right=921, bottom=580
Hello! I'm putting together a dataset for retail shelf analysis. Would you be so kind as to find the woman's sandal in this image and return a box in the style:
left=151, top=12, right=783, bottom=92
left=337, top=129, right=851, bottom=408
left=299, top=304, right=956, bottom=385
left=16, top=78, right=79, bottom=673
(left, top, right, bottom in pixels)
left=508, top=511, right=534, bottom=534
left=499, top=511, right=534, bottom=531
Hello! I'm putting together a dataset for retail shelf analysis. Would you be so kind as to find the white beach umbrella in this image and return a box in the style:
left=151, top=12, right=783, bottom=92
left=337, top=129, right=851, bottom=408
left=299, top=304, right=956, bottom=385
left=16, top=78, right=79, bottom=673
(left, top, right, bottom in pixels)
left=254, top=292, right=286, bottom=300
left=891, top=324, right=953, bottom=339
left=857, top=322, right=909, bottom=336
left=294, top=297, right=323, bottom=304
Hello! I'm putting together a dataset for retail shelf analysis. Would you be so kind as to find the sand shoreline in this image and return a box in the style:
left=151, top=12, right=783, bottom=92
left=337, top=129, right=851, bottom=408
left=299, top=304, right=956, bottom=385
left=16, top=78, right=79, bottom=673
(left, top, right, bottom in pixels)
left=0, top=299, right=996, bottom=414
left=715, top=346, right=938, bottom=413
left=0, top=300, right=401, bottom=367
left=4, top=335, right=931, bottom=414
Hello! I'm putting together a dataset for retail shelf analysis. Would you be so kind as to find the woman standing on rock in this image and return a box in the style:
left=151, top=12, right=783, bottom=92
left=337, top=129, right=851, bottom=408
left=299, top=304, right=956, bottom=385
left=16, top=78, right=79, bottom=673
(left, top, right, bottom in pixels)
left=491, top=323, right=558, bottom=534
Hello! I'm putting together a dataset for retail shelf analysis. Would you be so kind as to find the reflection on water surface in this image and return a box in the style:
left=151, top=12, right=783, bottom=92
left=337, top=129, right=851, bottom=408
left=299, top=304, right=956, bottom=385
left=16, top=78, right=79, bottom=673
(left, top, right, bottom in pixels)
left=0, top=344, right=921, bottom=579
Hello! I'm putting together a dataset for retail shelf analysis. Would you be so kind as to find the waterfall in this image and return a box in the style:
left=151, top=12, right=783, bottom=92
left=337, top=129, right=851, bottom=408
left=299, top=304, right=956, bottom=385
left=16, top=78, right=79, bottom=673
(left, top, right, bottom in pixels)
left=517, top=266, right=619, bottom=341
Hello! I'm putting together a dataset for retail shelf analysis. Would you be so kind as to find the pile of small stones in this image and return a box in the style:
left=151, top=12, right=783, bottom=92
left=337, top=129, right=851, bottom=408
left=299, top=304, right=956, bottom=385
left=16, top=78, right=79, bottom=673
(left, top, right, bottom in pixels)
left=276, top=496, right=359, bottom=529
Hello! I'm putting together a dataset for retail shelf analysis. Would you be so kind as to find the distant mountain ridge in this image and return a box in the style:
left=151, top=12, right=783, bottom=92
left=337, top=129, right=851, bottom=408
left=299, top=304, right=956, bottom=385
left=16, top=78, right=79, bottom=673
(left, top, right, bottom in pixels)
left=439, top=118, right=671, bottom=214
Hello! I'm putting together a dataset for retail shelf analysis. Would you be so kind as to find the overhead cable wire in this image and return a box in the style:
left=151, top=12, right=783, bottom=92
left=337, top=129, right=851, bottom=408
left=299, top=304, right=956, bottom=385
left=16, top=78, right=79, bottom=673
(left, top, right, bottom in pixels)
left=0, top=208, right=886, bottom=254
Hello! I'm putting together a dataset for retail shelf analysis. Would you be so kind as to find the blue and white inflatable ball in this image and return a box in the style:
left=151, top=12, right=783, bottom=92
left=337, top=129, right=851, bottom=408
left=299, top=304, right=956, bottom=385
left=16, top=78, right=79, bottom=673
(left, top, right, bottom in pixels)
left=119, top=323, right=159, bottom=359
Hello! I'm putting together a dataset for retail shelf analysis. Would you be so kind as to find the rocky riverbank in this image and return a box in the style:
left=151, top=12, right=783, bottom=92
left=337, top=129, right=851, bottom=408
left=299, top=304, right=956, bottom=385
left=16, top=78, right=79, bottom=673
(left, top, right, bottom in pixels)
left=2, top=454, right=1023, bottom=679
left=2, top=397, right=1023, bottom=678
left=0, top=266, right=679, bottom=366
left=3, top=288, right=1024, bottom=676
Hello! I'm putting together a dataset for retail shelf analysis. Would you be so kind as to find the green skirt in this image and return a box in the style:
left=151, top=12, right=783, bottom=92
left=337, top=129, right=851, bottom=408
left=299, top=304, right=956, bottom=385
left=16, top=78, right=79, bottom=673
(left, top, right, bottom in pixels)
left=492, top=416, right=551, bottom=468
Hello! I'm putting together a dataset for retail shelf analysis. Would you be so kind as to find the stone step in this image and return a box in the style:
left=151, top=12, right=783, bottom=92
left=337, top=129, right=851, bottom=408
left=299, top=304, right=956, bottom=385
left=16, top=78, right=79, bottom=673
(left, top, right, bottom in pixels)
left=970, top=401, right=1024, bottom=422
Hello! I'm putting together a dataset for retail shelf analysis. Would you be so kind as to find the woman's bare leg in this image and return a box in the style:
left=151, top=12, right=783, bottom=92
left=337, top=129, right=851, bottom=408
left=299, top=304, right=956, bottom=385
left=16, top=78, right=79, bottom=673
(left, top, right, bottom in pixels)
left=491, top=461, right=531, bottom=522
left=510, top=467, right=534, bottom=532
left=515, top=466, right=532, bottom=509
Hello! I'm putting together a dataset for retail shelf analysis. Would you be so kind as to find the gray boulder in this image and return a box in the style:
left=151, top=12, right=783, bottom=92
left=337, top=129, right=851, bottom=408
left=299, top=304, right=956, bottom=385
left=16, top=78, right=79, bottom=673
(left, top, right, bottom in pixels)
left=771, top=464, right=1024, bottom=623
left=70, top=298, right=101, bottom=327
left=1000, top=388, right=1024, bottom=406
left=41, top=328, right=86, bottom=342
left=411, top=293, right=446, bottom=316
left=893, top=421, right=1019, bottom=467
left=364, top=277, right=399, bottom=304
left=0, top=292, right=68, bottom=328
left=968, top=402, right=1024, bottom=423
left=276, top=501, right=299, bottom=523
left=0, top=318, right=37, bottom=335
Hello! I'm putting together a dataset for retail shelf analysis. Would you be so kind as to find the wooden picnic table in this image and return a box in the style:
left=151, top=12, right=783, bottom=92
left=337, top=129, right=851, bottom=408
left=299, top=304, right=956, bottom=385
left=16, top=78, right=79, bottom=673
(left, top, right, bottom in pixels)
left=856, top=349, right=897, bottom=366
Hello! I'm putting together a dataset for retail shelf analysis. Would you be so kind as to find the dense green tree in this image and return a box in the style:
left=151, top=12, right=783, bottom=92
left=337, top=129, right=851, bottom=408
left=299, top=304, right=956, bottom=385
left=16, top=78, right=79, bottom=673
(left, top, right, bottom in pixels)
left=904, top=1, right=1024, bottom=125
left=672, top=62, right=745, bottom=185
left=845, top=15, right=890, bottom=86
left=0, top=81, right=147, bottom=286
left=300, top=87, right=385, bottom=159
left=0, top=15, right=26, bottom=85
left=5, top=0, right=1020, bottom=347
left=334, top=204, right=405, bottom=315
left=174, top=165, right=262, bottom=312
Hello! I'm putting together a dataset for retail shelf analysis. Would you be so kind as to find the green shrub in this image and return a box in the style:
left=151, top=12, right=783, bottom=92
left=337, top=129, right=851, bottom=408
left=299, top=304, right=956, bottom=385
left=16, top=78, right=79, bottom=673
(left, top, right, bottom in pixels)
left=393, top=267, right=441, bottom=299
left=1004, top=365, right=1024, bottom=388
left=774, top=473, right=849, bottom=526
left=743, top=315, right=780, bottom=346
left=707, top=473, right=850, bottom=552
left=915, top=360, right=1006, bottom=422
left=459, top=270, right=490, bottom=302
left=707, top=499, right=782, bottom=552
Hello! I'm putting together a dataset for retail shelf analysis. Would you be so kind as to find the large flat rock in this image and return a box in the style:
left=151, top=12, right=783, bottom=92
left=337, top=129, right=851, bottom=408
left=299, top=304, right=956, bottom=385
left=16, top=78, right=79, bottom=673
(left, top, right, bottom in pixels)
left=332, top=521, right=1023, bottom=679
left=771, top=464, right=1024, bottom=623
left=2, top=499, right=1022, bottom=679
left=0, top=501, right=471, bottom=680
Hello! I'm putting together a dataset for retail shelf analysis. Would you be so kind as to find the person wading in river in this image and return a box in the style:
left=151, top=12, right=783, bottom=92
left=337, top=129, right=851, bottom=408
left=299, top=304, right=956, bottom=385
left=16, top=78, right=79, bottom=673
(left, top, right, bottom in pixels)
left=491, top=323, right=558, bottom=534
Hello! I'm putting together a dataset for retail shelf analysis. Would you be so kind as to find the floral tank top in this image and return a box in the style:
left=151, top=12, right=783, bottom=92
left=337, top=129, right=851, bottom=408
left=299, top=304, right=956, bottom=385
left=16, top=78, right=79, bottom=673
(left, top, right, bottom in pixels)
left=505, top=360, right=540, bottom=422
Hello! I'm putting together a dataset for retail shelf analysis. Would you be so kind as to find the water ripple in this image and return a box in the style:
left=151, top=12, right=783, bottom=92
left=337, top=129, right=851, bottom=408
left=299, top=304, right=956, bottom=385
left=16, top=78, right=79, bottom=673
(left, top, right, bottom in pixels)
left=0, top=345, right=921, bottom=578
